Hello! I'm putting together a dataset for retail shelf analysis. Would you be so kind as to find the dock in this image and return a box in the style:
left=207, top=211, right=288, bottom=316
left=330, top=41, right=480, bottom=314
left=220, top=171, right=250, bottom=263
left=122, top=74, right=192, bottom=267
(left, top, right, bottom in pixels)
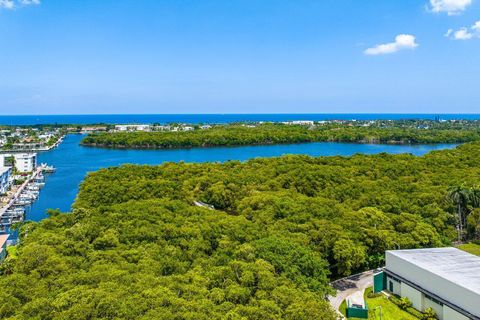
left=0, top=164, right=55, bottom=232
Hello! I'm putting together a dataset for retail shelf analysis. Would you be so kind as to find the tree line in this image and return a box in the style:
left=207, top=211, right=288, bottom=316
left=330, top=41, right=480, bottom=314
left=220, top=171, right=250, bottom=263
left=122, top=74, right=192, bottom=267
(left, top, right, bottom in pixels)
left=80, top=123, right=480, bottom=149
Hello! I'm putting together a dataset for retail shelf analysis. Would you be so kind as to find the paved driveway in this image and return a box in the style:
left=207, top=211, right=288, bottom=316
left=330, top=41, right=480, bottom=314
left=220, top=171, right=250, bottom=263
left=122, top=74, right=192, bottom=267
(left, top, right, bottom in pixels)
left=328, top=269, right=377, bottom=312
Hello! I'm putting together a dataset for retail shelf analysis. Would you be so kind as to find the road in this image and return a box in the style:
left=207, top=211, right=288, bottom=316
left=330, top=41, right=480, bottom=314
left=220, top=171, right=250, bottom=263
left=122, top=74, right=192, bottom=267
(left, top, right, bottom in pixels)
left=328, top=269, right=377, bottom=312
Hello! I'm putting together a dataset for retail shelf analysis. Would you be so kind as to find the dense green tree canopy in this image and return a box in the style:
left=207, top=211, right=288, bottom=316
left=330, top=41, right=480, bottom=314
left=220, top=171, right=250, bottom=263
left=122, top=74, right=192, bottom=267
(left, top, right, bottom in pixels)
left=81, top=123, right=480, bottom=149
left=2, top=141, right=480, bottom=319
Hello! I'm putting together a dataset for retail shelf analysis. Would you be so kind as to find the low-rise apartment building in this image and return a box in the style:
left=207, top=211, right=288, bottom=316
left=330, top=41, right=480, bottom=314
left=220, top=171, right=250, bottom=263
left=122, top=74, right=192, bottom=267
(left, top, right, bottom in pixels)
left=14, top=153, right=37, bottom=173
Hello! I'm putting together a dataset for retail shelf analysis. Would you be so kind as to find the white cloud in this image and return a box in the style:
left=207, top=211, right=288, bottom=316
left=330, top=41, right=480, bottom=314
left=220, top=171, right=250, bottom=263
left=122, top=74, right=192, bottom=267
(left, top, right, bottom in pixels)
left=364, top=34, right=418, bottom=56
left=445, top=21, right=480, bottom=40
left=454, top=28, right=473, bottom=40
left=473, top=21, right=480, bottom=32
left=0, top=0, right=40, bottom=9
left=19, top=0, right=40, bottom=5
left=0, top=0, right=15, bottom=9
left=429, top=0, right=472, bottom=15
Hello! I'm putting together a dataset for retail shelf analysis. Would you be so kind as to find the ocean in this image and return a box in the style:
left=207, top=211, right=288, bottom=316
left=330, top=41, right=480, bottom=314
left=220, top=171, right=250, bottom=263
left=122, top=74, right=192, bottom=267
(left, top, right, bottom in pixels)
left=1, top=113, right=479, bottom=125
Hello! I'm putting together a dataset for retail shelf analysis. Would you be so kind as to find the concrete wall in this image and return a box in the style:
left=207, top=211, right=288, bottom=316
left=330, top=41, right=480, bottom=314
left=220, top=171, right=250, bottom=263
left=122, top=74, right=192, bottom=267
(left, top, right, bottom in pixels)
left=386, top=275, right=401, bottom=295
left=443, top=305, right=470, bottom=320
left=400, top=282, right=423, bottom=312
left=424, top=296, right=444, bottom=320
left=386, top=251, right=479, bottom=317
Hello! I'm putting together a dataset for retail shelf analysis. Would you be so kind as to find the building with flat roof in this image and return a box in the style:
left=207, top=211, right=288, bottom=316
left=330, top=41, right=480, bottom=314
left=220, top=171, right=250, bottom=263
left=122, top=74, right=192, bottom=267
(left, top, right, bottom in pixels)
left=115, top=124, right=151, bottom=132
left=14, top=153, right=37, bottom=173
left=0, top=166, right=12, bottom=194
left=374, top=247, right=480, bottom=320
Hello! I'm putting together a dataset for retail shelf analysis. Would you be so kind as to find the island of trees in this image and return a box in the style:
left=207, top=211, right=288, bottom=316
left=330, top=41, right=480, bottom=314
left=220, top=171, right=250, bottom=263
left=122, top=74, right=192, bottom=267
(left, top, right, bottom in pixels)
left=1, top=139, right=480, bottom=319
left=80, top=120, right=480, bottom=149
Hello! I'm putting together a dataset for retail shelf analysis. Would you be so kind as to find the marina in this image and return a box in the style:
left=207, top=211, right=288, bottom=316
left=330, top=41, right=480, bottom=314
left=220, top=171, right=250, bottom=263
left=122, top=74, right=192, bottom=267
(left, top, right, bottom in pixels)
left=0, top=164, right=55, bottom=241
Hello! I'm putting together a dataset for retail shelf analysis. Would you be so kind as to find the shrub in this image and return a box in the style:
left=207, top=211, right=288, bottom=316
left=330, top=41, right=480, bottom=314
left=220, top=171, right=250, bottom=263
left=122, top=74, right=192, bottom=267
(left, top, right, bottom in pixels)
left=366, top=291, right=382, bottom=299
left=389, top=295, right=423, bottom=318
left=14, top=179, right=26, bottom=186
left=398, top=297, right=413, bottom=310
left=422, top=307, right=438, bottom=320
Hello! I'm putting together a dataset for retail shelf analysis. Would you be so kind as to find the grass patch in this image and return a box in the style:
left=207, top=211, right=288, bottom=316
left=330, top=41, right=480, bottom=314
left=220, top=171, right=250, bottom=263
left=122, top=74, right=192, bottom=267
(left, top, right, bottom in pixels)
left=457, top=242, right=480, bottom=256
left=339, top=299, right=347, bottom=317
left=341, top=288, right=420, bottom=320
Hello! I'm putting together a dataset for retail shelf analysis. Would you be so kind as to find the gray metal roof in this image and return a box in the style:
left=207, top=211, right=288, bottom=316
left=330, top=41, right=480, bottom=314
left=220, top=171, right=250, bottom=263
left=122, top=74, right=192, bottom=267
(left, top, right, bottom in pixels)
left=387, top=247, right=480, bottom=295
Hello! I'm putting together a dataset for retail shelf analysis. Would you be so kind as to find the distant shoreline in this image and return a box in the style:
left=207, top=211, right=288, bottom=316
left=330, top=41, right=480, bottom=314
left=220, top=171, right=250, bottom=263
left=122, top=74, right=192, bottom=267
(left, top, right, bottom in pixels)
left=2, top=113, right=480, bottom=126
left=79, top=122, right=479, bottom=150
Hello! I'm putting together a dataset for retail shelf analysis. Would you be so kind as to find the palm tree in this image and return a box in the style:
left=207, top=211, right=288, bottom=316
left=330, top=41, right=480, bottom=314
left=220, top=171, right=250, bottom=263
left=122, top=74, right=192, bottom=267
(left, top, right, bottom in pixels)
left=469, top=186, right=480, bottom=208
left=448, top=186, right=470, bottom=242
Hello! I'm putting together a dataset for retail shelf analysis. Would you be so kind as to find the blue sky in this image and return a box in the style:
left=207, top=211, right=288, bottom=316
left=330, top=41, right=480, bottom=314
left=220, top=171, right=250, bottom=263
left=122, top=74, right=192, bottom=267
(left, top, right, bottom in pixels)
left=0, top=0, right=479, bottom=115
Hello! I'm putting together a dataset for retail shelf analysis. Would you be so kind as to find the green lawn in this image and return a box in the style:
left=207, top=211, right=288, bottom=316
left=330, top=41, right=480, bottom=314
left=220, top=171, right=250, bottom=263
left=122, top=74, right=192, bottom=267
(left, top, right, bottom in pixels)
left=457, top=243, right=480, bottom=256
left=340, top=288, right=419, bottom=320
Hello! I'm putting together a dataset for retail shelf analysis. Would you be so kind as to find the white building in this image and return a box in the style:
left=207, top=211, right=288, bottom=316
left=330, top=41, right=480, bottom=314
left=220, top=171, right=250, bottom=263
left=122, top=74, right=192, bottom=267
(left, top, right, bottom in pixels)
left=0, top=166, right=12, bottom=194
left=379, top=248, right=480, bottom=320
left=154, top=125, right=171, bottom=131
left=14, top=153, right=37, bottom=173
left=281, top=120, right=315, bottom=126
left=115, top=124, right=151, bottom=132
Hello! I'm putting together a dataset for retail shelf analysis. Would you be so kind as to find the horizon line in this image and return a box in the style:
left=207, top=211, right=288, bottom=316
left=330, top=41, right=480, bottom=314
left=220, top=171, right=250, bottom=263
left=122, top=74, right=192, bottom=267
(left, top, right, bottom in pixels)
left=1, top=112, right=480, bottom=116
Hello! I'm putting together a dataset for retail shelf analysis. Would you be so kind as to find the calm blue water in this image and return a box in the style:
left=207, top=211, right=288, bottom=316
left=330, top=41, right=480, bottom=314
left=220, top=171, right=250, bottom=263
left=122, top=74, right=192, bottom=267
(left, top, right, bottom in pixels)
left=25, top=134, right=458, bottom=222
left=1, top=114, right=480, bottom=125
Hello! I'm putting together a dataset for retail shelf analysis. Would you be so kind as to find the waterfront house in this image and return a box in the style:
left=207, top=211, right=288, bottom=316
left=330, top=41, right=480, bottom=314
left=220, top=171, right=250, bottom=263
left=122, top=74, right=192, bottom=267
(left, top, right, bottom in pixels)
left=374, top=248, right=480, bottom=320
left=12, top=142, right=45, bottom=150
